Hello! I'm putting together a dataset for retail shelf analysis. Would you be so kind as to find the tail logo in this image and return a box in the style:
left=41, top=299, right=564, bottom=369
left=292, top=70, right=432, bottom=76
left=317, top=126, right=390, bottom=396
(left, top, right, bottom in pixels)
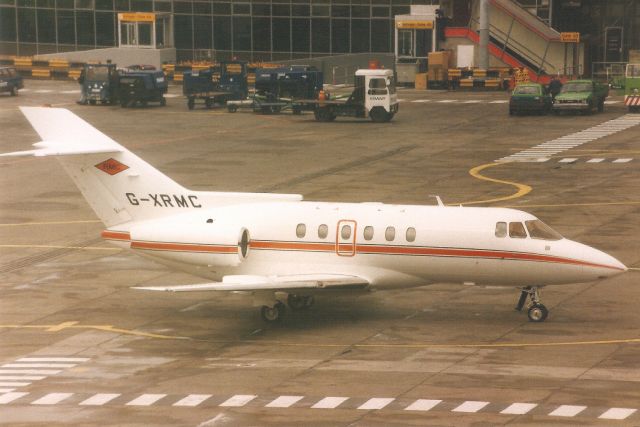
left=95, top=158, right=129, bottom=176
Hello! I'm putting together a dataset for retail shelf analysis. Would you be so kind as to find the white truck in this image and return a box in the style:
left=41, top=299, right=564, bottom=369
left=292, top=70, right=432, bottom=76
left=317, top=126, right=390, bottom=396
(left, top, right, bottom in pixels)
left=294, top=69, right=399, bottom=122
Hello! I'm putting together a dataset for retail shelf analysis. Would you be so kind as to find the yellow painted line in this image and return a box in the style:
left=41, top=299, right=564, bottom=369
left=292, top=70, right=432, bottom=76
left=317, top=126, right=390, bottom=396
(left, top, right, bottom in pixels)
left=0, top=220, right=100, bottom=227
left=2, top=322, right=640, bottom=348
left=0, top=245, right=119, bottom=251
left=458, top=162, right=532, bottom=206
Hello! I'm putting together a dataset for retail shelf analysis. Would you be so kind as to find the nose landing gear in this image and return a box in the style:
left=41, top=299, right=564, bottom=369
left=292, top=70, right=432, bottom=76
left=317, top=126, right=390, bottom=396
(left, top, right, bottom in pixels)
left=515, top=286, right=549, bottom=322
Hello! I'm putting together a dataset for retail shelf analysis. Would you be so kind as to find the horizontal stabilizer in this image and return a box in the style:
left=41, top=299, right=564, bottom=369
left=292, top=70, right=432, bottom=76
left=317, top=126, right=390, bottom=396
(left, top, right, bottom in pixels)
left=133, top=274, right=370, bottom=292
left=0, top=140, right=122, bottom=157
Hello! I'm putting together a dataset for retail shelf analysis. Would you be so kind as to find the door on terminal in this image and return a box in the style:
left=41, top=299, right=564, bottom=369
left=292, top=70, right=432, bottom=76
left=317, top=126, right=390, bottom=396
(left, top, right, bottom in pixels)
left=336, top=220, right=357, bottom=256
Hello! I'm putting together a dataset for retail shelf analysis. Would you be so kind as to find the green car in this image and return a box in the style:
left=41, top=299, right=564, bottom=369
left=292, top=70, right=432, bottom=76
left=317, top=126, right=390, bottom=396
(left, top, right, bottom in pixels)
left=552, top=79, right=609, bottom=114
left=509, top=83, right=552, bottom=115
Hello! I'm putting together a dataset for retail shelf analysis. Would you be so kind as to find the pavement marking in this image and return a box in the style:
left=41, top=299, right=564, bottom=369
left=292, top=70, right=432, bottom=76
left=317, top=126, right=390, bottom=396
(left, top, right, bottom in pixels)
left=126, top=394, right=167, bottom=406
left=613, top=158, right=633, bottom=163
left=172, top=394, right=212, bottom=407
left=437, top=99, right=456, bottom=103
left=0, top=376, right=46, bottom=380
left=559, top=158, right=578, bottom=163
left=462, top=100, right=482, bottom=103
left=587, top=158, right=605, bottom=163
left=598, top=407, right=637, bottom=420
left=31, top=393, right=73, bottom=405
left=2, top=363, right=77, bottom=368
left=0, top=370, right=63, bottom=375
left=311, top=396, right=349, bottom=409
left=0, top=389, right=15, bottom=393
left=61, top=90, right=81, bottom=94
left=0, top=244, right=119, bottom=251
left=404, top=399, right=442, bottom=411
left=0, top=392, right=28, bottom=404
left=219, top=394, right=256, bottom=407
left=0, top=219, right=100, bottom=227
left=34, top=89, right=54, bottom=93
left=80, top=393, right=121, bottom=406
left=265, top=395, right=304, bottom=408
left=357, top=397, right=394, bottom=410
left=497, top=114, right=640, bottom=162
left=490, top=100, right=508, bottom=103
left=0, top=382, right=30, bottom=387
left=549, top=404, right=587, bottom=417
left=452, top=400, right=490, bottom=413
left=410, top=99, right=431, bottom=103
left=604, top=100, right=620, bottom=104
left=17, top=357, right=89, bottom=362
left=460, top=162, right=532, bottom=206
left=500, top=402, right=538, bottom=415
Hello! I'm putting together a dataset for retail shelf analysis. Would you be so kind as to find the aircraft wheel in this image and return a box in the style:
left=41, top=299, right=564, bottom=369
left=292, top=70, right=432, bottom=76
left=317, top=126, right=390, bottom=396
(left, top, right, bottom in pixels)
left=228, top=105, right=238, bottom=113
left=10, top=86, right=17, bottom=96
left=187, top=98, right=195, bottom=110
left=160, top=98, right=166, bottom=106
left=527, top=303, right=548, bottom=322
left=287, top=294, right=306, bottom=310
left=261, top=301, right=285, bottom=322
left=303, top=295, right=315, bottom=308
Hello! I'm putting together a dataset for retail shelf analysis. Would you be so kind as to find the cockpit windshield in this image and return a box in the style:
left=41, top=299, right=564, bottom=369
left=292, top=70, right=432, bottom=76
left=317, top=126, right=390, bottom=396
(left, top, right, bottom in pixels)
left=525, top=220, right=563, bottom=241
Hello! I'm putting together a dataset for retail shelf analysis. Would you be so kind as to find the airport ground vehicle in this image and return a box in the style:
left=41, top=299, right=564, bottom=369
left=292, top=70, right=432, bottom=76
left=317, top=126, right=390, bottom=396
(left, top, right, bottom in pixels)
left=78, top=63, right=119, bottom=105
left=118, top=70, right=168, bottom=108
left=624, top=63, right=640, bottom=112
left=552, top=79, right=609, bottom=114
left=509, top=83, right=552, bottom=115
left=228, top=66, right=323, bottom=114
left=295, top=69, right=398, bottom=122
left=183, top=61, right=248, bottom=110
left=0, top=66, right=23, bottom=96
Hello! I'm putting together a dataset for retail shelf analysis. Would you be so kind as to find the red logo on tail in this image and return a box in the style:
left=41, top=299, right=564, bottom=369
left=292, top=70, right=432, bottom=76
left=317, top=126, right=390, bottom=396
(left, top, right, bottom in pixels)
left=95, top=158, right=129, bottom=175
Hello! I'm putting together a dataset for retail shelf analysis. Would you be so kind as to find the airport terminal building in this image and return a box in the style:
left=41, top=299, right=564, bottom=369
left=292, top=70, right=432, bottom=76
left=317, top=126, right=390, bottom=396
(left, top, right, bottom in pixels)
left=0, top=0, right=638, bottom=69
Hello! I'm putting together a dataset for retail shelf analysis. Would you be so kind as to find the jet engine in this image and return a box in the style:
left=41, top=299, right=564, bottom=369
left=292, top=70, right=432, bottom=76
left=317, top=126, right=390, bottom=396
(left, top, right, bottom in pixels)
left=129, top=221, right=250, bottom=267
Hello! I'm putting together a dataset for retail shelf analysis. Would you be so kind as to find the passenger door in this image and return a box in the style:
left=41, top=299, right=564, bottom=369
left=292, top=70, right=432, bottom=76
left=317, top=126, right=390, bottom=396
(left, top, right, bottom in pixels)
left=336, top=220, right=357, bottom=257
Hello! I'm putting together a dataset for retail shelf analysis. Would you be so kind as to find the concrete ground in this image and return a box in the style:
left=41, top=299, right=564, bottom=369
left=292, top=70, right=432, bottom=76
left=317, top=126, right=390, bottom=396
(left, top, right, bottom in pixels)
left=0, top=80, right=638, bottom=426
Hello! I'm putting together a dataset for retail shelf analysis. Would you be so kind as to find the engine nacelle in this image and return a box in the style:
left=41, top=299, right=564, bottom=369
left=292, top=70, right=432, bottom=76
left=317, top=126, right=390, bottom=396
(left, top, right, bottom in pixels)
left=129, top=221, right=250, bottom=267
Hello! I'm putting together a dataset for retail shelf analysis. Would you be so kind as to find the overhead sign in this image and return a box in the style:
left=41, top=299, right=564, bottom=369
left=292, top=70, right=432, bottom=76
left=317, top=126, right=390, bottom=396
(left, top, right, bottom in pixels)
left=396, top=20, right=434, bottom=30
left=560, top=32, right=580, bottom=43
left=118, top=12, right=155, bottom=22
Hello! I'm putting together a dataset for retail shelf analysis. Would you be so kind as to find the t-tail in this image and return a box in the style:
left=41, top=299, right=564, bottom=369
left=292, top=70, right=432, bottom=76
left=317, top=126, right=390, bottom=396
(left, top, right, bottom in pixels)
left=1, top=107, right=302, bottom=227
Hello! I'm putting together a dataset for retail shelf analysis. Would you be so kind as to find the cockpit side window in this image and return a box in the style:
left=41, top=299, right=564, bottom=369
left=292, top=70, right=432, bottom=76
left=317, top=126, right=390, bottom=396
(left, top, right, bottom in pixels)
left=509, top=222, right=527, bottom=238
left=525, top=220, right=563, bottom=241
left=495, top=222, right=507, bottom=238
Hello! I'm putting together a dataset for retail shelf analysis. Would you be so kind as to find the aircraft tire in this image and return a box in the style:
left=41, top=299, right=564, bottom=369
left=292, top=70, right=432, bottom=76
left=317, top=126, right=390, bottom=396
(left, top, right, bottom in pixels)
left=527, top=303, right=548, bottom=322
left=287, top=294, right=306, bottom=310
left=261, top=301, right=285, bottom=322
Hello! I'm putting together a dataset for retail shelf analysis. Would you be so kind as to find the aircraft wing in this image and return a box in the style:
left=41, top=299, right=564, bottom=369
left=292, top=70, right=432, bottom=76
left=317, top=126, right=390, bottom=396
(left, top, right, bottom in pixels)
left=132, top=274, right=369, bottom=292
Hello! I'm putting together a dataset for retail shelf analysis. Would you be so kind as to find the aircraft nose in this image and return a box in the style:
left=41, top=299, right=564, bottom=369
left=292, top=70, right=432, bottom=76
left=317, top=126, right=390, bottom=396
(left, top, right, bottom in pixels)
left=581, top=244, right=627, bottom=278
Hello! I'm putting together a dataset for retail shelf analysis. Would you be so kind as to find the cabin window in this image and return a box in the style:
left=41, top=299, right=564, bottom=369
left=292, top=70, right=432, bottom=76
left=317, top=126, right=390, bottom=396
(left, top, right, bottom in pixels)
left=509, top=222, right=527, bottom=239
left=341, top=224, right=352, bottom=240
left=406, top=227, right=416, bottom=242
left=385, top=226, right=395, bottom=241
left=318, top=224, right=328, bottom=239
left=525, top=220, right=563, bottom=241
left=363, top=226, right=374, bottom=240
left=495, top=222, right=507, bottom=238
left=296, top=223, right=306, bottom=238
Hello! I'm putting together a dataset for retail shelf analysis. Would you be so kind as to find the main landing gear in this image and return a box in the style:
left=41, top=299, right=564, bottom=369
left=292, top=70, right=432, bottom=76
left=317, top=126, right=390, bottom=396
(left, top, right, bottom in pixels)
left=515, top=286, right=549, bottom=322
left=259, top=294, right=315, bottom=322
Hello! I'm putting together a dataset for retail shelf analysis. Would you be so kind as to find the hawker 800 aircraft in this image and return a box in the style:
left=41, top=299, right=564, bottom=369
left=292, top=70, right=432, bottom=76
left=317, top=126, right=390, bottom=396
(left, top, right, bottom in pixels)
left=2, top=107, right=627, bottom=322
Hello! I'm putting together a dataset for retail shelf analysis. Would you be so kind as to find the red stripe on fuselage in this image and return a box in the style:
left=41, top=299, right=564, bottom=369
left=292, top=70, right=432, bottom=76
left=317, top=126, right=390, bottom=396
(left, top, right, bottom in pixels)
left=130, top=241, right=237, bottom=254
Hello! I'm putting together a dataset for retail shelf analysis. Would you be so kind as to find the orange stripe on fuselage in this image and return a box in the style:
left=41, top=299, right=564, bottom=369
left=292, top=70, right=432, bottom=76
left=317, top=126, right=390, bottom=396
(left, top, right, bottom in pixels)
left=130, top=241, right=237, bottom=254
left=101, top=230, right=131, bottom=241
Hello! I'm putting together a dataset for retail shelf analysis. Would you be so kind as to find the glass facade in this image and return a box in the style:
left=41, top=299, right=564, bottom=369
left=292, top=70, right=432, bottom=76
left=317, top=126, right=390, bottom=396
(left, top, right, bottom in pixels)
left=0, top=0, right=438, bottom=60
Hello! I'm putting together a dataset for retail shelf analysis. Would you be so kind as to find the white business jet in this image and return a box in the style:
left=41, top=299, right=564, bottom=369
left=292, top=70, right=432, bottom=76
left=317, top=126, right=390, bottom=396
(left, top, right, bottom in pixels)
left=2, top=107, right=627, bottom=323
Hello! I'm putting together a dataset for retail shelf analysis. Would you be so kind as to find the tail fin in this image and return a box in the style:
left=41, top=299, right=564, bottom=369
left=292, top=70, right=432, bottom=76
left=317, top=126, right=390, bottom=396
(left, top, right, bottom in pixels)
left=3, top=107, right=186, bottom=227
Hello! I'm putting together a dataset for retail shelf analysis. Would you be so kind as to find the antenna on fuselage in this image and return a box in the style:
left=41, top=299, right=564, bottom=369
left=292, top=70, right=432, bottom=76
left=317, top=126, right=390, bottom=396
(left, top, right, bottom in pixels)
left=429, top=195, right=444, bottom=207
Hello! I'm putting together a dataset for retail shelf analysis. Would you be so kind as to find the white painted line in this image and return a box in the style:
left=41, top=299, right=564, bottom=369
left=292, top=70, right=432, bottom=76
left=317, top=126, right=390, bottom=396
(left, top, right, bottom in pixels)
left=397, top=98, right=407, bottom=102
left=437, top=99, right=456, bottom=103
left=80, top=393, right=121, bottom=406
left=489, top=100, right=508, bottom=103
left=61, top=90, right=81, bottom=94
left=598, top=407, right=637, bottom=420
left=3, top=363, right=76, bottom=368
left=219, top=394, right=256, bottom=407
left=0, top=392, right=28, bottom=404
left=0, top=389, right=15, bottom=393
left=126, top=394, right=167, bottom=406
left=17, top=357, right=89, bottom=362
left=559, top=158, right=578, bottom=163
left=587, top=158, right=605, bottom=163
left=0, top=376, right=45, bottom=380
left=613, top=158, right=632, bottom=163
left=452, top=401, right=490, bottom=413
left=34, top=89, right=54, bottom=93
left=31, top=392, right=73, bottom=405
left=603, top=100, right=620, bottom=104
left=411, top=99, right=431, bottom=103
left=462, top=100, right=482, bottom=103
left=311, top=396, right=349, bottom=409
left=548, top=405, right=586, bottom=417
left=0, top=382, right=30, bottom=387
left=0, top=369, right=61, bottom=375
left=19, top=89, right=31, bottom=92
left=164, top=94, right=179, bottom=98
left=501, top=402, right=537, bottom=415
left=172, top=394, right=212, bottom=407
left=405, top=399, right=442, bottom=411
left=358, top=397, right=394, bottom=410
left=265, top=395, right=304, bottom=408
